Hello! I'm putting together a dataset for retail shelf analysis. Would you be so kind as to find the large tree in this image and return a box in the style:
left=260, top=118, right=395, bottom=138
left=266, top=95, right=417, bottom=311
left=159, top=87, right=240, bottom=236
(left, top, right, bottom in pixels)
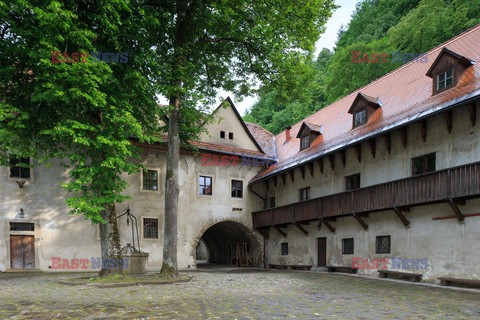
left=0, top=0, right=159, bottom=275
left=145, top=0, right=336, bottom=274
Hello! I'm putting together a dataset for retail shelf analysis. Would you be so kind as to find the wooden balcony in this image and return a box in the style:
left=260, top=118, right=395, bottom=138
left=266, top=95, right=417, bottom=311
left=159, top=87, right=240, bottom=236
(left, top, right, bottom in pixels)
left=252, top=161, right=480, bottom=229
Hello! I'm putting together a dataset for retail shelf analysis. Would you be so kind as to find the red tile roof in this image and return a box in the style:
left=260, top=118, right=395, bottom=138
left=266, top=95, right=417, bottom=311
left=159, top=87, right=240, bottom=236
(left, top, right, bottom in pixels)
left=250, top=24, right=480, bottom=183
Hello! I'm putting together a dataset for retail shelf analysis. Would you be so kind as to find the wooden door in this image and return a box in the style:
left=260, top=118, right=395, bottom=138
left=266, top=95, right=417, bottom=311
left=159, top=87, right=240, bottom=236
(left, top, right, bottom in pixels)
left=10, top=235, right=35, bottom=269
left=317, top=237, right=327, bottom=267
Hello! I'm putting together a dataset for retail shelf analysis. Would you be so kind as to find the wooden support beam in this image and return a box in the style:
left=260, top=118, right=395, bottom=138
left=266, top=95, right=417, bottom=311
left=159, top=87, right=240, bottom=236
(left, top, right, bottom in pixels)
left=273, top=176, right=277, bottom=189
left=444, top=110, right=453, bottom=134
left=295, top=223, right=309, bottom=236
left=288, top=170, right=294, bottom=183
left=468, top=103, right=476, bottom=126
left=400, top=126, right=408, bottom=148
left=393, top=206, right=410, bottom=228
left=448, top=198, right=465, bottom=222
left=339, top=150, right=346, bottom=167
left=318, top=158, right=324, bottom=174
left=281, top=173, right=286, bottom=186
left=367, top=139, right=376, bottom=158
left=249, top=188, right=265, bottom=201
left=419, top=120, right=427, bottom=142
left=328, top=154, right=335, bottom=171
left=354, top=144, right=361, bottom=163
left=353, top=214, right=368, bottom=230
left=307, top=162, right=314, bottom=177
left=319, top=219, right=335, bottom=233
left=299, top=165, right=305, bottom=180
left=257, top=229, right=269, bottom=239
left=383, top=133, right=391, bottom=154
left=274, top=226, right=287, bottom=237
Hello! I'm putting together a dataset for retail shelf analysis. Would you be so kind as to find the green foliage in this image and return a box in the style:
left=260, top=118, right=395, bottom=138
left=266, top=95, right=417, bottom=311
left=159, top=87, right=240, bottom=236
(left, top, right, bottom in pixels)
left=245, top=0, right=480, bottom=133
left=0, top=0, right=160, bottom=222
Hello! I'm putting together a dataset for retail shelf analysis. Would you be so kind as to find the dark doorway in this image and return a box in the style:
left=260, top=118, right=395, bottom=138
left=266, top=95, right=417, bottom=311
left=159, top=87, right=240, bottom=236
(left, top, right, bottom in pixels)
left=317, top=237, right=327, bottom=267
left=196, top=221, right=259, bottom=267
left=10, top=235, right=35, bottom=269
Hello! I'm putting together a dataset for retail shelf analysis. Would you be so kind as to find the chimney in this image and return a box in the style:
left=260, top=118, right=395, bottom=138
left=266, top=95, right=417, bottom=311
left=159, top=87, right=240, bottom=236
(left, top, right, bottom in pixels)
left=285, top=126, right=292, bottom=142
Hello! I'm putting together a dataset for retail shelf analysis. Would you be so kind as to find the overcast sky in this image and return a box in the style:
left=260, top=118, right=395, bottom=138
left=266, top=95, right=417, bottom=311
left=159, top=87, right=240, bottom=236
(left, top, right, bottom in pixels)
left=228, top=0, right=358, bottom=115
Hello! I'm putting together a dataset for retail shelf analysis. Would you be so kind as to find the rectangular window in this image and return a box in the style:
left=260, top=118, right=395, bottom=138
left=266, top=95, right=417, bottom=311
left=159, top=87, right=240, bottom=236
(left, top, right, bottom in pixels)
left=299, top=187, right=310, bottom=201
left=345, top=173, right=361, bottom=191
left=342, top=238, right=354, bottom=255
left=143, top=170, right=158, bottom=191
left=199, top=176, right=213, bottom=195
left=231, top=180, right=243, bottom=198
left=269, top=196, right=276, bottom=208
left=437, top=68, right=454, bottom=91
left=10, top=156, right=30, bottom=179
left=143, top=218, right=158, bottom=239
left=10, top=222, right=35, bottom=231
left=300, top=135, right=310, bottom=150
left=229, top=132, right=234, bottom=140
left=376, top=235, right=391, bottom=254
left=354, top=110, right=367, bottom=127
left=412, top=153, right=436, bottom=176
left=281, top=242, right=288, bottom=256
left=220, top=131, right=225, bottom=139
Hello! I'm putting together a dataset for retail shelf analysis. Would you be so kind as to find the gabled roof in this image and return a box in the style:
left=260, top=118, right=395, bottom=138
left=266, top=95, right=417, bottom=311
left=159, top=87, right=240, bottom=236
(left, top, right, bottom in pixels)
left=296, top=122, right=322, bottom=138
left=245, top=122, right=277, bottom=159
left=348, top=92, right=382, bottom=114
left=425, top=47, right=475, bottom=77
left=250, top=24, right=480, bottom=184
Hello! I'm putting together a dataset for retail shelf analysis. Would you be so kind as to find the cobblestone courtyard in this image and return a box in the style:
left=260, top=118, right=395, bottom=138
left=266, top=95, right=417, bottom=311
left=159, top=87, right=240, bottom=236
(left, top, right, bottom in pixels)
left=1, top=269, right=479, bottom=319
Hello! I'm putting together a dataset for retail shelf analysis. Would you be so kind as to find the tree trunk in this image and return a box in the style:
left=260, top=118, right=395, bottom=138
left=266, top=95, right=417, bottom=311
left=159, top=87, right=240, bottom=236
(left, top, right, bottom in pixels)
left=98, top=203, right=123, bottom=276
left=160, top=96, right=181, bottom=276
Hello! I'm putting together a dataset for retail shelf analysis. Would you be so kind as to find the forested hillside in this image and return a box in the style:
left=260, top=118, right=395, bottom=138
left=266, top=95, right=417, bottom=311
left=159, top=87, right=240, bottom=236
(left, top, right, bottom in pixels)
left=243, top=0, right=480, bottom=134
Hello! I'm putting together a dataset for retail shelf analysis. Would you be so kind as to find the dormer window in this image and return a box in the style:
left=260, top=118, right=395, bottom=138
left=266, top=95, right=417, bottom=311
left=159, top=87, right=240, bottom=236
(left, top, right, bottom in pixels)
left=437, top=68, right=454, bottom=91
left=354, top=110, right=367, bottom=127
left=296, top=122, right=322, bottom=152
left=426, top=47, right=473, bottom=96
left=300, top=135, right=310, bottom=150
left=348, top=93, right=381, bottom=129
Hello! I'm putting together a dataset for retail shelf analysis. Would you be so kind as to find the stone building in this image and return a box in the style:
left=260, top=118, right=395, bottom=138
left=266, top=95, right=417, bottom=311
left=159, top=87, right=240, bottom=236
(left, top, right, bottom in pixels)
left=2, top=25, right=480, bottom=282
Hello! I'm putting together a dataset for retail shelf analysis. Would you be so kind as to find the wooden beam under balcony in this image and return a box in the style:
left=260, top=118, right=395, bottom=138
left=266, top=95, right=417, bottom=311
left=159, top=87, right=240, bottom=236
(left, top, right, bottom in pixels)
left=354, top=144, right=361, bottom=163
left=295, top=223, right=309, bottom=236
left=340, top=150, right=346, bottom=167
left=353, top=214, right=368, bottom=230
left=299, top=165, right=305, bottom=180
left=289, top=170, right=294, bottom=183
left=448, top=198, right=465, bottom=222
left=281, top=173, right=286, bottom=186
left=274, top=226, right=287, bottom=237
left=393, top=206, right=410, bottom=228
left=383, top=133, right=391, bottom=154
left=318, top=219, right=335, bottom=233
left=367, top=139, right=376, bottom=158
left=419, top=120, right=427, bottom=142
left=318, top=158, right=324, bottom=174
left=328, top=154, right=335, bottom=171
left=273, top=176, right=277, bottom=188
left=400, top=126, right=408, bottom=148
left=468, top=103, right=476, bottom=126
left=307, top=162, right=314, bottom=177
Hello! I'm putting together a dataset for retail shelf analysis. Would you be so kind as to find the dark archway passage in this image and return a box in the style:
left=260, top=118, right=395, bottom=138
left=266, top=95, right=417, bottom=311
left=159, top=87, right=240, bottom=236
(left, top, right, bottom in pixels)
left=195, top=221, right=261, bottom=267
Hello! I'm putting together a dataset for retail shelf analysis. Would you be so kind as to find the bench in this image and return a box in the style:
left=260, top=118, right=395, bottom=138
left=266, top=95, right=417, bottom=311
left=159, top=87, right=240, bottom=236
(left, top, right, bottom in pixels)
left=378, top=270, right=422, bottom=282
left=439, top=277, right=480, bottom=289
left=327, top=266, right=358, bottom=274
left=268, top=264, right=312, bottom=271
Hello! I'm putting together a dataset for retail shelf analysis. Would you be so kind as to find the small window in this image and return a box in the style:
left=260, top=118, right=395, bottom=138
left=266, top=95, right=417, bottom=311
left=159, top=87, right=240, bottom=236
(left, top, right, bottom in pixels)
left=281, top=242, right=288, bottom=256
left=143, top=170, right=158, bottom=191
left=10, top=222, right=34, bottom=231
left=143, top=218, right=158, bottom=239
left=354, top=110, right=367, bottom=127
left=342, top=238, right=354, bottom=255
left=10, top=156, right=30, bottom=179
left=199, top=176, right=212, bottom=195
left=376, top=235, right=391, bottom=254
left=229, top=132, right=234, bottom=140
left=220, top=131, right=225, bottom=139
left=231, top=180, right=243, bottom=198
left=269, top=196, right=276, bottom=208
left=437, top=68, right=454, bottom=91
left=412, top=153, right=436, bottom=176
left=300, top=135, right=310, bottom=150
left=345, top=173, right=361, bottom=191
left=299, top=187, right=310, bottom=201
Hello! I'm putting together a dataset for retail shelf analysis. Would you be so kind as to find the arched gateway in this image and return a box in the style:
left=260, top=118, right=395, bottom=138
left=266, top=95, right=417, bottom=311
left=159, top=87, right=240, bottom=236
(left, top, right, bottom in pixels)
left=194, top=221, right=262, bottom=267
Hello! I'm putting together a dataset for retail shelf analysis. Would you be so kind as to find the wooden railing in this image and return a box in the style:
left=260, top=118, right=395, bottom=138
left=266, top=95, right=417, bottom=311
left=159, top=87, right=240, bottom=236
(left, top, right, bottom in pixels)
left=252, top=161, right=480, bottom=228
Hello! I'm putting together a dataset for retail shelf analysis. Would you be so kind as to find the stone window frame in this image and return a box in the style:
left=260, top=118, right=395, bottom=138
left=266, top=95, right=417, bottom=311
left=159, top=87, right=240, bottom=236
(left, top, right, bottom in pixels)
left=342, top=238, right=354, bottom=255
left=230, top=179, right=243, bottom=199
left=142, top=217, right=159, bottom=240
left=139, top=167, right=161, bottom=193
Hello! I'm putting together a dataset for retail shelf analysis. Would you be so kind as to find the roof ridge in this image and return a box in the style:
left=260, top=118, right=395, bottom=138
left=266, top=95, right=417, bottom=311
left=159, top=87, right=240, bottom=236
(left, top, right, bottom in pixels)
left=275, top=23, right=480, bottom=138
